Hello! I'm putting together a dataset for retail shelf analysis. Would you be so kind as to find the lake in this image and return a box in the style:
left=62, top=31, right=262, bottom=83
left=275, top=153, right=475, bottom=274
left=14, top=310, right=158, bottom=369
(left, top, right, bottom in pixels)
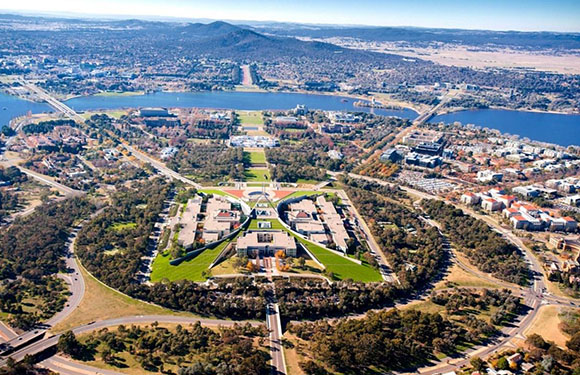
left=63, top=91, right=419, bottom=119
left=432, top=109, right=580, bottom=146
left=0, top=93, right=51, bottom=129
left=2, top=90, right=579, bottom=146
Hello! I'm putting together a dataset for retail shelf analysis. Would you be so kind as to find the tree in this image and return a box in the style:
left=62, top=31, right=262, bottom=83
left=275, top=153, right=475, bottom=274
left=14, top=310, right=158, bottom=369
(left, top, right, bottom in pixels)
left=300, top=360, right=328, bottom=375
left=246, top=261, right=260, bottom=273
left=297, top=257, right=306, bottom=269
left=57, top=330, right=84, bottom=358
left=496, top=357, right=509, bottom=370
left=566, top=332, right=580, bottom=353
left=232, top=256, right=247, bottom=270
left=470, top=356, right=485, bottom=371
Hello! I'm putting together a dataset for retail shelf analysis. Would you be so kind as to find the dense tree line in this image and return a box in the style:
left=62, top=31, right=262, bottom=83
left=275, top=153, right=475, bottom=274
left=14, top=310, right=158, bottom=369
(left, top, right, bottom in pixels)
left=59, top=323, right=269, bottom=374
left=524, top=333, right=580, bottom=374
left=276, top=278, right=396, bottom=320
left=167, top=143, right=246, bottom=182
left=431, top=288, right=520, bottom=326
left=0, top=166, right=26, bottom=185
left=0, top=197, right=93, bottom=280
left=344, top=182, right=445, bottom=291
left=0, top=277, right=68, bottom=330
left=0, top=166, right=27, bottom=217
left=421, top=199, right=529, bottom=285
left=0, top=190, right=19, bottom=222
left=128, top=279, right=266, bottom=320
left=289, top=309, right=466, bottom=373
left=75, top=179, right=170, bottom=289
left=0, top=197, right=93, bottom=326
left=22, top=119, right=76, bottom=134
left=266, top=143, right=332, bottom=182
left=0, top=359, right=55, bottom=375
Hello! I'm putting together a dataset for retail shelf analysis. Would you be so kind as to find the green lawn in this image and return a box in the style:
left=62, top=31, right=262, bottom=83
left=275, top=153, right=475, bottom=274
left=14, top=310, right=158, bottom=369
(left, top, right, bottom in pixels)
left=199, top=189, right=238, bottom=199
left=150, top=233, right=240, bottom=282
left=295, top=236, right=382, bottom=282
left=279, top=191, right=320, bottom=201
left=238, top=112, right=263, bottom=125
left=244, top=168, right=271, bottom=182
left=246, top=150, right=266, bottom=164
left=248, top=219, right=285, bottom=230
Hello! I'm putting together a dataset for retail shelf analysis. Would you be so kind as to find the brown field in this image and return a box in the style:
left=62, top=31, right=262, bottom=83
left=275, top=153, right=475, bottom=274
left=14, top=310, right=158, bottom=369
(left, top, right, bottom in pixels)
left=51, top=265, right=195, bottom=333
left=524, top=305, right=570, bottom=348
left=435, top=263, right=503, bottom=290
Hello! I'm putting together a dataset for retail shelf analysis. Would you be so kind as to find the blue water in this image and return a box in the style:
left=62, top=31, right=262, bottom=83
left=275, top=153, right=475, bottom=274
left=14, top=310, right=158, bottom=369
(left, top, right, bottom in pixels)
left=0, top=93, right=51, bottom=129
left=432, top=109, right=580, bottom=146
left=2, top=90, right=580, bottom=146
left=63, top=91, right=419, bottom=119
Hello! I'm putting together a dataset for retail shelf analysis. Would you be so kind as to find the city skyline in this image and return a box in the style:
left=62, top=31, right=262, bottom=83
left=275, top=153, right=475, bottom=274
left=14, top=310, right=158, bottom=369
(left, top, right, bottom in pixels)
left=2, top=0, right=580, bottom=32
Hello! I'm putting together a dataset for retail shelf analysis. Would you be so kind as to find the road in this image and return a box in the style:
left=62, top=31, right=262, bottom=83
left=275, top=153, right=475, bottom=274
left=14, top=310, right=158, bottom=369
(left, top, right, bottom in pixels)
left=241, top=65, right=254, bottom=86
left=7, top=81, right=573, bottom=373
left=120, top=143, right=202, bottom=189
left=17, top=80, right=202, bottom=191
left=336, top=189, right=398, bottom=283
left=266, top=300, right=286, bottom=375
left=40, top=355, right=124, bottom=375
left=0, top=152, right=84, bottom=197
left=0, top=315, right=261, bottom=367
left=333, top=172, right=575, bottom=374
left=0, top=220, right=88, bottom=355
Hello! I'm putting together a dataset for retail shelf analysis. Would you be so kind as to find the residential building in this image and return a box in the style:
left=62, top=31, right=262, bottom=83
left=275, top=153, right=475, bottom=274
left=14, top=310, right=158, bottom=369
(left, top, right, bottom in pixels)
left=482, top=198, right=502, bottom=212
left=477, top=170, right=503, bottom=183
left=461, top=192, right=481, bottom=205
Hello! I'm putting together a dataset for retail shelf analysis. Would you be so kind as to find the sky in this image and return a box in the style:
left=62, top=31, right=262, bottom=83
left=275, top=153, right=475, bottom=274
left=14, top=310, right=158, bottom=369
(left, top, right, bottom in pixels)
left=2, top=0, right=580, bottom=32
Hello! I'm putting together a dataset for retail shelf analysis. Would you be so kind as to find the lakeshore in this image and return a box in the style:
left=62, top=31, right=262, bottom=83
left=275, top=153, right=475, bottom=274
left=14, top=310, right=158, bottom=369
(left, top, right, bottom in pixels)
left=1, top=90, right=579, bottom=146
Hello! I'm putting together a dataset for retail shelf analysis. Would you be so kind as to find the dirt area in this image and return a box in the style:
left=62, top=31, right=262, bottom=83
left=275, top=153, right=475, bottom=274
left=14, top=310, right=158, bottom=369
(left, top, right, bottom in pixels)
left=524, top=305, right=570, bottom=348
left=306, top=37, right=580, bottom=75
left=283, top=333, right=307, bottom=375
left=51, top=265, right=195, bottom=333
left=435, top=262, right=503, bottom=290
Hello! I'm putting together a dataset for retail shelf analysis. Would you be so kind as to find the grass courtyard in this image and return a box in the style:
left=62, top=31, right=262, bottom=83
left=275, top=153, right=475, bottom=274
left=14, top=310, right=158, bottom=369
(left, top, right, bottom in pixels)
left=238, top=111, right=263, bottom=125
left=245, top=150, right=266, bottom=165
left=244, top=168, right=271, bottom=182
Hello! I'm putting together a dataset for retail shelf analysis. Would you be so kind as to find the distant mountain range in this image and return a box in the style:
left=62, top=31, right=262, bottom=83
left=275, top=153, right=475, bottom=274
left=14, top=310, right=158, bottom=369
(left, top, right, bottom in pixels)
left=2, top=11, right=579, bottom=51
left=251, top=24, right=580, bottom=50
left=0, top=14, right=404, bottom=62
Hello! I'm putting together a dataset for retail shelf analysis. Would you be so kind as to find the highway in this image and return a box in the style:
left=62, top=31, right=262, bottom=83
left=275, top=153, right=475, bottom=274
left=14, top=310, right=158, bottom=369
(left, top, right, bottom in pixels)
left=19, top=167, right=84, bottom=197
left=41, top=355, right=124, bottom=375
left=262, top=253, right=287, bottom=375
left=0, top=152, right=84, bottom=197
left=266, top=301, right=287, bottom=375
left=0, top=315, right=262, bottom=367
left=16, top=80, right=203, bottom=191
